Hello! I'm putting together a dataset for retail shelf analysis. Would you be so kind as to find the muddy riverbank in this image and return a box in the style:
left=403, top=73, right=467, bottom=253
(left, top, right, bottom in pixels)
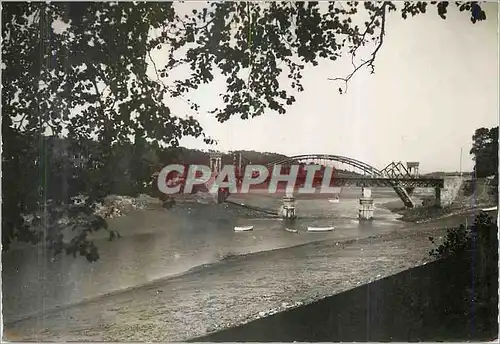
left=195, top=253, right=498, bottom=342
left=3, top=208, right=482, bottom=342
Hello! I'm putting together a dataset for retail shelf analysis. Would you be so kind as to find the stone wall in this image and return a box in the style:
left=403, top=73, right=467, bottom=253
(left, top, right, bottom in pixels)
left=441, top=176, right=465, bottom=206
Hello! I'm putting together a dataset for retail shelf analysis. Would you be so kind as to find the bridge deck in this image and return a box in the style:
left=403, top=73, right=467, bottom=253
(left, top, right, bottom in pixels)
left=232, top=175, right=444, bottom=188
left=329, top=177, right=444, bottom=188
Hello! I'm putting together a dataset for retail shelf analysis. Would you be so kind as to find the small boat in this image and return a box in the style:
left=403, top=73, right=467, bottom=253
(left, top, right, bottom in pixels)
left=285, top=228, right=298, bottom=233
left=328, top=195, right=341, bottom=203
left=481, top=206, right=498, bottom=212
left=307, top=226, right=334, bottom=232
left=234, top=226, right=254, bottom=232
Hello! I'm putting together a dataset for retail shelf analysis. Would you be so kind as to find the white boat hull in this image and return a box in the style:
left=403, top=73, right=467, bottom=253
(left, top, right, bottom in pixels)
left=234, top=226, right=254, bottom=232
left=328, top=199, right=340, bottom=203
left=307, top=226, right=334, bottom=232
left=481, top=206, right=498, bottom=212
left=285, top=228, right=298, bottom=233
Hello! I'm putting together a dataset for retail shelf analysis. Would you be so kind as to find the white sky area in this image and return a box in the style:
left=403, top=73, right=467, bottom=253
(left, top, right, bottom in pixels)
left=152, top=2, right=499, bottom=174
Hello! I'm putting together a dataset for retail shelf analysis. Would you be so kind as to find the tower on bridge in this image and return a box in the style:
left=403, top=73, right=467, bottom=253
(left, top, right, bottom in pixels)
left=406, top=162, right=420, bottom=178
left=209, top=152, right=223, bottom=173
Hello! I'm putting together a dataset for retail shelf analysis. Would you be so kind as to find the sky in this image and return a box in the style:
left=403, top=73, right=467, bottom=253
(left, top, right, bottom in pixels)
left=155, top=2, right=499, bottom=174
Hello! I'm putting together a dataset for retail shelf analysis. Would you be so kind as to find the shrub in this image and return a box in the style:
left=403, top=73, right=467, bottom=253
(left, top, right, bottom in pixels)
left=429, top=212, right=497, bottom=260
left=428, top=224, right=470, bottom=258
left=429, top=212, right=498, bottom=326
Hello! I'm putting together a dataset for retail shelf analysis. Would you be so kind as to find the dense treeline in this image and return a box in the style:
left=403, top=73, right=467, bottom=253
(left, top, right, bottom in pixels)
left=18, top=136, right=292, bottom=199
left=470, top=126, right=498, bottom=198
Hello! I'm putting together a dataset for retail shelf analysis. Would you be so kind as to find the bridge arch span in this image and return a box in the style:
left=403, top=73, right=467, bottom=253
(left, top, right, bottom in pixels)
left=262, top=154, right=416, bottom=207
left=264, top=154, right=383, bottom=177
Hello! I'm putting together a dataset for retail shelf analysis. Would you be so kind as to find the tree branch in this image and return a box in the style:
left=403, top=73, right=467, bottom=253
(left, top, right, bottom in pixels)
left=328, top=2, right=388, bottom=94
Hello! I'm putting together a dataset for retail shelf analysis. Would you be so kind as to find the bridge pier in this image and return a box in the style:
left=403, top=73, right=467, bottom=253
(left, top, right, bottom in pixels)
left=260, top=156, right=443, bottom=212
left=282, top=195, right=297, bottom=220
left=359, top=187, right=374, bottom=221
left=209, top=152, right=225, bottom=203
left=435, top=186, right=441, bottom=208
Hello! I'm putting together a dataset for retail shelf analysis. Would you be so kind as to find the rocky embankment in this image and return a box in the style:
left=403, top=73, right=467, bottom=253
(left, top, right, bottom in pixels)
left=92, top=194, right=163, bottom=218
left=91, top=192, right=280, bottom=222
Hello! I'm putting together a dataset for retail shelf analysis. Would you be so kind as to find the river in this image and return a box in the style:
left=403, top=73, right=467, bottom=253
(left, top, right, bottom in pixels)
left=2, top=187, right=408, bottom=324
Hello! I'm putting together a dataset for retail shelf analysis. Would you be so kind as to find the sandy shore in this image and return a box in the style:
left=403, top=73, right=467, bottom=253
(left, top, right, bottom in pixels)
left=3, top=208, right=481, bottom=342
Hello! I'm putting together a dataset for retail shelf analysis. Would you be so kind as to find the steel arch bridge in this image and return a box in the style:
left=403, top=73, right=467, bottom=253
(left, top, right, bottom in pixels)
left=226, top=153, right=444, bottom=208
left=264, top=154, right=383, bottom=176
left=260, top=154, right=444, bottom=208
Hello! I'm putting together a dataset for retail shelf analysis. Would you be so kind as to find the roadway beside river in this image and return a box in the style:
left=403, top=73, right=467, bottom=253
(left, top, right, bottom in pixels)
left=3, top=206, right=485, bottom=342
